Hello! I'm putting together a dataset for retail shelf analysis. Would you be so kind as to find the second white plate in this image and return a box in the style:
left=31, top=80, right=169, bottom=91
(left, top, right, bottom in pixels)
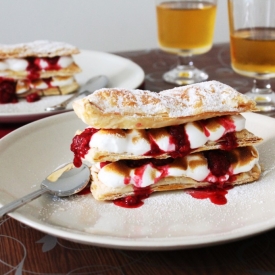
left=0, top=50, right=144, bottom=123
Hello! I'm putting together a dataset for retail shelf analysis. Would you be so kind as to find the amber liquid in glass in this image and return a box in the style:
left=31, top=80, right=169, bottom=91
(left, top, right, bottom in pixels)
left=230, top=28, right=275, bottom=75
left=156, top=1, right=217, bottom=55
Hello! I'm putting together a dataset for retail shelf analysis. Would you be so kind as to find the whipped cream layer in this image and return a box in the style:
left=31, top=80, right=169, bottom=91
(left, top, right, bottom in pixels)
left=0, top=56, right=73, bottom=72
left=82, top=115, right=245, bottom=163
left=16, top=76, right=75, bottom=94
left=96, top=147, right=259, bottom=188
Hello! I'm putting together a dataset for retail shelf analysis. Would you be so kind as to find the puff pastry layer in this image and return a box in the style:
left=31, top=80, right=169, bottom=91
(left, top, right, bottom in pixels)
left=0, top=40, right=80, bottom=58
left=73, top=81, right=257, bottom=129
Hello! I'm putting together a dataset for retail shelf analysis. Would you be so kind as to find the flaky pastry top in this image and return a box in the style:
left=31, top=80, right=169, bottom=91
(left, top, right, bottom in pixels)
left=73, top=81, right=257, bottom=129
left=0, top=40, right=80, bottom=58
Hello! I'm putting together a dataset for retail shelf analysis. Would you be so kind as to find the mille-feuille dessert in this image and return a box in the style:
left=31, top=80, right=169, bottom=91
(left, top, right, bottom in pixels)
left=70, top=80, right=262, bottom=201
left=0, top=40, right=81, bottom=103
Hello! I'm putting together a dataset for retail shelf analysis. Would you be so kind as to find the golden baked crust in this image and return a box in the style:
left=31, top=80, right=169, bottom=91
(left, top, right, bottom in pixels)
left=73, top=81, right=258, bottom=129
left=0, top=40, right=80, bottom=58
left=91, top=163, right=261, bottom=201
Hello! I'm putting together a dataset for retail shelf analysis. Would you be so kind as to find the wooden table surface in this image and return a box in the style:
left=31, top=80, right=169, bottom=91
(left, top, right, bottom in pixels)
left=1, top=43, right=275, bottom=274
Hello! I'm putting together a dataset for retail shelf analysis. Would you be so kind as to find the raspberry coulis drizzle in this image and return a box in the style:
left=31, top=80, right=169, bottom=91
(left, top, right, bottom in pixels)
left=187, top=150, right=236, bottom=205
left=187, top=185, right=233, bottom=205
left=114, top=186, right=153, bottom=208
left=71, top=128, right=99, bottom=168
left=113, top=151, right=236, bottom=207
left=77, top=184, right=92, bottom=196
left=70, top=117, right=240, bottom=207
left=200, top=116, right=238, bottom=150
left=144, top=133, right=166, bottom=156
left=168, top=124, right=191, bottom=158
left=26, top=57, right=61, bottom=80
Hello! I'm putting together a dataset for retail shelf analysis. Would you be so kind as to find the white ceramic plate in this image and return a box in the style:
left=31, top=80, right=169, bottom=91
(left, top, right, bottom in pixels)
left=0, top=50, right=144, bottom=123
left=0, top=112, right=275, bottom=250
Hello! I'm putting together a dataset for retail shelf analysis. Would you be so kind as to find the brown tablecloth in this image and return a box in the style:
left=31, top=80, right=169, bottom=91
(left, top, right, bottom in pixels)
left=1, top=43, right=275, bottom=274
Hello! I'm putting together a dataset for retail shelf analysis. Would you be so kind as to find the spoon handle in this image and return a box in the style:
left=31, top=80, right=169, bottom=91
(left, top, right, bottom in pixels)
left=0, top=188, right=48, bottom=218
left=45, top=92, right=83, bottom=111
left=45, top=75, right=108, bottom=112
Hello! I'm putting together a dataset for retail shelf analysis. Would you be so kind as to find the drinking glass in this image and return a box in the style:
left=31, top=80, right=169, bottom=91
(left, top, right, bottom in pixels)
left=228, top=0, right=275, bottom=112
left=155, top=0, right=217, bottom=85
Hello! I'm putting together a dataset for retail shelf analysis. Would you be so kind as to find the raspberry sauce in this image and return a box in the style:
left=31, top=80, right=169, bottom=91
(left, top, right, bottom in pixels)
left=219, top=132, right=238, bottom=150
left=77, top=184, right=91, bottom=195
left=144, top=133, right=165, bottom=156
left=26, top=57, right=41, bottom=80
left=113, top=186, right=152, bottom=208
left=26, top=92, right=41, bottom=102
left=187, top=185, right=233, bottom=205
left=145, top=117, right=238, bottom=157
left=71, top=116, right=240, bottom=165
left=168, top=124, right=191, bottom=158
left=142, top=125, right=192, bottom=158
left=218, top=116, right=236, bottom=132
left=204, top=150, right=231, bottom=177
left=70, top=128, right=99, bottom=167
left=117, top=149, right=238, bottom=206
left=120, top=158, right=173, bottom=187
left=43, top=57, right=61, bottom=71
left=43, top=77, right=53, bottom=88
left=187, top=149, right=236, bottom=205
left=26, top=57, right=61, bottom=80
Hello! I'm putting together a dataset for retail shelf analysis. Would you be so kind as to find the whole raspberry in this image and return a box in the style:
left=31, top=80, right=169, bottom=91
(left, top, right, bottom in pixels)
left=204, top=150, right=230, bottom=177
left=26, top=92, right=41, bottom=102
left=0, top=79, right=17, bottom=104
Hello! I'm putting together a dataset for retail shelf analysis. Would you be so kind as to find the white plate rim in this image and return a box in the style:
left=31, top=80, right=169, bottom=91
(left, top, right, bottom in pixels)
left=0, top=49, right=144, bottom=123
left=1, top=112, right=275, bottom=250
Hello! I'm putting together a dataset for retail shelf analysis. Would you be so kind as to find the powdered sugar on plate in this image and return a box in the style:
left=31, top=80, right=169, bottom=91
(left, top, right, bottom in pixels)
left=0, top=95, right=73, bottom=114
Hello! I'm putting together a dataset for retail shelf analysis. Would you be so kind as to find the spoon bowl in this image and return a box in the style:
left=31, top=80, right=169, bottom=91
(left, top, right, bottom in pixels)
left=0, top=163, right=90, bottom=217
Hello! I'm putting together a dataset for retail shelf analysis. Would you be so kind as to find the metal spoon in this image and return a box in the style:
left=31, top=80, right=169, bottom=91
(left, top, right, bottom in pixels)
left=0, top=163, right=90, bottom=217
left=45, top=75, right=108, bottom=111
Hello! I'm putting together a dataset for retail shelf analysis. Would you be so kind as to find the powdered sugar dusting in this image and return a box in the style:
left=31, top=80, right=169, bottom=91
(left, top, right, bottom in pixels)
left=0, top=40, right=79, bottom=58
left=91, top=88, right=169, bottom=115
left=160, top=80, right=254, bottom=117
left=86, top=81, right=255, bottom=118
